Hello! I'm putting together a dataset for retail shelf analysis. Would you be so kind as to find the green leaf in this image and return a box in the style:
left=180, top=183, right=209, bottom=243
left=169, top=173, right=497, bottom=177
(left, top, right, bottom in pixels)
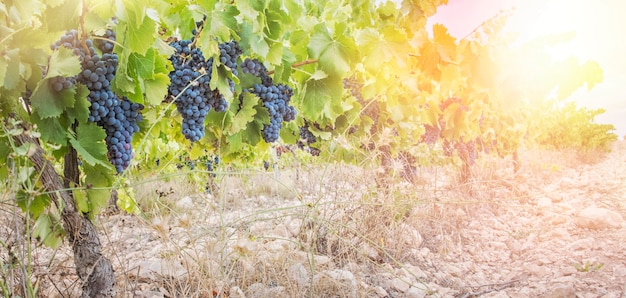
left=299, top=73, right=343, bottom=121
left=3, top=49, right=21, bottom=90
left=225, top=132, right=244, bottom=155
left=144, top=73, right=170, bottom=105
left=30, top=78, right=76, bottom=119
left=43, top=0, right=80, bottom=31
left=46, top=47, right=81, bottom=78
left=31, top=111, right=68, bottom=145
left=16, top=190, right=50, bottom=218
left=266, top=42, right=283, bottom=65
left=32, top=213, right=64, bottom=249
left=227, top=92, right=258, bottom=135
left=83, top=163, right=113, bottom=214
left=0, top=54, right=8, bottom=86
left=307, top=24, right=356, bottom=76
left=120, top=4, right=157, bottom=55
left=279, top=121, right=298, bottom=144
left=66, top=84, right=90, bottom=124
left=203, top=3, right=239, bottom=41
left=73, top=188, right=90, bottom=214
left=67, top=122, right=110, bottom=168
left=129, top=49, right=156, bottom=79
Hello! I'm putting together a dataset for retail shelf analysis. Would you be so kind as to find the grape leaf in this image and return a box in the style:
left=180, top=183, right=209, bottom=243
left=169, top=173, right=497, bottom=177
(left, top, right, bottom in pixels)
left=307, top=24, right=356, bottom=76
left=143, top=73, right=170, bottom=105
left=31, top=111, right=68, bottom=145
left=279, top=121, right=298, bottom=144
left=67, top=122, right=110, bottom=168
left=121, top=5, right=156, bottom=55
left=227, top=92, right=258, bottom=135
left=16, top=189, right=50, bottom=218
left=47, top=47, right=81, bottom=78
left=433, top=24, right=456, bottom=63
left=32, top=213, right=64, bottom=249
left=82, top=163, right=113, bottom=214
left=226, top=132, right=244, bottom=155
left=66, top=84, right=90, bottom=124
left=128, top=48, right=157, bottom=78
left=73, top=188, right=90, bottom=214
left=204, top=3, right=239, bottom=41
left=30, top=47, right=82, bottom=118
left=299, top=72, right=343, bottom=121
left=30, top=78, right=76, bottom=119
left=0, top=54, right=8, bottom=86
left=3, top=49, right=21, bottom=90
left=43, top=0, right=80, bottom=32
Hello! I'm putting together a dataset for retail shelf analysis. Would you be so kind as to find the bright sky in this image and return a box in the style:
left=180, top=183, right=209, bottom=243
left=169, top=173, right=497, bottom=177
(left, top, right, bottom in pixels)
left=426, top=0, right=626, bottom=137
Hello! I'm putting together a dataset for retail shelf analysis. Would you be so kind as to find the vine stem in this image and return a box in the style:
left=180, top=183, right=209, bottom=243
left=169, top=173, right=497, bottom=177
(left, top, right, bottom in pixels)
left=266, top=59, right=319, bottom=75
left=78, top=0, right=92, bottom=57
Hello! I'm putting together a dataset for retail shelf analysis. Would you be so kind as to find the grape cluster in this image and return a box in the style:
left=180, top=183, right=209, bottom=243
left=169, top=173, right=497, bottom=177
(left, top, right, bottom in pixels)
left=95, top=28, right=116, bottom=54
left=102, top=99, right=143, bottom=172
left=342, top=78, right=363, bottom=102
left=296, top=123, right=320, bottom=156
left=343, top=78, right=380, bottom=124
left=249, top=83, right=296, bottom=143
left=241, top=58, right=266, bottom=77
left=421, top=124, right=440, bottom=145
left=299, top=125, right=317, bottom=144
left=167, top=38, right=242, bottom=141
left=52, top=29, right=143, bottom=173
left=168, top=39, right=213, bottom=141
left=440, top=97, right=468, bottom=112
left=218, top=41, right=242, bottom=75
left=49, top=76, right=76, bottom=92
left=238, top=54, right=297, bottom=143
left=454, top=139, right=477, bottom=165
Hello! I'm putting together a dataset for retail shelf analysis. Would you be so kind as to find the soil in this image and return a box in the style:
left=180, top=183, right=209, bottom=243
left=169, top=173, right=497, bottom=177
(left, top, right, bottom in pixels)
left=5, top=141, right=626, bottom=297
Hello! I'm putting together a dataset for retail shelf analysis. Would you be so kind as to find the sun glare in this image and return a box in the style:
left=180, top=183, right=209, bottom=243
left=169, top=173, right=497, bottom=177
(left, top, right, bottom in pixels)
left=505, top=0, right=624, bottom=61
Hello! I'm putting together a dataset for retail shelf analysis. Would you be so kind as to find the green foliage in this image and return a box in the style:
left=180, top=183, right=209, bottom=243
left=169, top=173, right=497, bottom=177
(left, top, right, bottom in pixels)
left=529, top=101, right=618, bottom=153
left=574, top=261, right=604, bottom=272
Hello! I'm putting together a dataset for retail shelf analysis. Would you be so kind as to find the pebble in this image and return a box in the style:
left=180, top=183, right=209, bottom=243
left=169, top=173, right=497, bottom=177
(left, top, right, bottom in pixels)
left=543, top=283, right=576, bottom=298
left=575, top=207, right=624, bottom=229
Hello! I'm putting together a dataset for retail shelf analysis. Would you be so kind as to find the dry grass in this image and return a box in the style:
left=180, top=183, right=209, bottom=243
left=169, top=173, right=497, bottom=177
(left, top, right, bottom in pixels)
left=97, top=161, right=464, bottom=297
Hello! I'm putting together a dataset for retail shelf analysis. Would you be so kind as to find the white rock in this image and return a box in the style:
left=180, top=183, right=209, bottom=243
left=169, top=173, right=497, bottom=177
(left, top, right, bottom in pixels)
left=565, top=237, right=595, bottom=251
left=288, top=263, right=309, bottom=285
left=264, top=286, right=287, bottom=297
left=483, top=291, right=510, bottom=298
left=405, top=286, right=428, bottom=298
left=613, top=265, right=626, bottom=277
left=374, top=286, right=389, bottom=297
left=536, top=197, right=552, bottom=207
left=130, top=259, right=187, bottom=280
left=271, top=223, right=291, bottom=238
left=360, top=242, right=380, bottom=261
left=575, top=207, right=624, bottom=229
left=244, top=283, right=266, bottom=298
left=405, top=264, right=428, bottom=280
left=390, top=277, right=411, bottom=292
left=543, top=283, right=576, bottom=298
left=312, top=269, right=358, bottom=298
left=312, top=254, right=333, bottom=267
left=287, top=218, right=302, bottom=236
left=133, top=290, right=165, bottom=298
left=229, top=286, right=246, bottom=298
left=175, top=196, right=194, bottom=209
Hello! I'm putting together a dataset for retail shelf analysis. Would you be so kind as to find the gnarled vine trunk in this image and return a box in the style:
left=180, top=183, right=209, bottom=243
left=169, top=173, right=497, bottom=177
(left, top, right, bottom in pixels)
left=14, top=134, right=116, bottom=297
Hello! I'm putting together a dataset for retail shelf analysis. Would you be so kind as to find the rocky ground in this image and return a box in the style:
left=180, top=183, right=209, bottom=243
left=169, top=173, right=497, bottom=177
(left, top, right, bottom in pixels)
left=5, top=141, right=626, bottom=297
